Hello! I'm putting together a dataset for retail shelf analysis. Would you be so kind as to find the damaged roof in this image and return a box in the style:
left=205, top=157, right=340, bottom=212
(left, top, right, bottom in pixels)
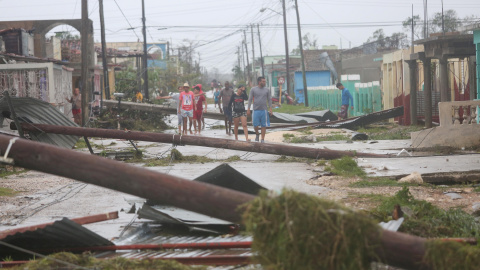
left=0, top=97, right=79, bottom=149
left=295, top=110, right=338, bottom=122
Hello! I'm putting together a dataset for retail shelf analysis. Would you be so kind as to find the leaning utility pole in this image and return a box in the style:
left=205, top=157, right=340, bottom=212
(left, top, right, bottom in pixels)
left=99, top=0, right=109, bottom=106
left=237, top=46, right=242, bottom=81
left=257, top=24, right=265, bottom=77
left=241, top=44, right=247, bottom=82
left=80, top=0, right=89, bottom=126
left=250, top=24, right=256, bottom=80
left=141, top=0, right=149, bottom=100
left=243, top=30, right=251, bottom=86
left=281, top=0, right=290, bottom=95
left=294, top=0, right=309, bottom=107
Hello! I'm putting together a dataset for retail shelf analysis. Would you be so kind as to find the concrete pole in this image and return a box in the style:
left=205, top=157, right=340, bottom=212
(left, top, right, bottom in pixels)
left=243, top=30, right=251, bottom=86
left=294, top=0, right=308, bottom=107
left=257, top=24, right=265, bottom=77
left=439, top=56, right=450, bottom=102
left=477, top=41, right=480, bottom=99
left=423, top=58, right=432, bottom=128
left=80, top=0, right=89, bottom=126
left=281, top=0, right=290, bottom=95
left=250, top=25, right=256, bottom=80
left=408, top=61, right=418, bottom=125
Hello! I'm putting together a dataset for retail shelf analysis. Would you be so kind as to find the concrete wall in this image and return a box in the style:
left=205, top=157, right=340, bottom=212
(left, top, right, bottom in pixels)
left=340, top=52, right=385, bottom=83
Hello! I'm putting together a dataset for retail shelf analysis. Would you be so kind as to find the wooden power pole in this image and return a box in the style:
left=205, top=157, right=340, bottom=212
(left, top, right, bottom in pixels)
left=142, top=0, right=149, bottom=100
left=257, top=24, right=265, bottom=77
left=99, top=0, right=110, bottom=105
left=81, top=0, right=90, bottom=126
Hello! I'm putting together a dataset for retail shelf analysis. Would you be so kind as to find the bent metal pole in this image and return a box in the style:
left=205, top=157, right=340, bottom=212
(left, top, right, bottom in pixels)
left=19, top=123, right=386, bottom=160
left=0, top=134, right=429, bottom=270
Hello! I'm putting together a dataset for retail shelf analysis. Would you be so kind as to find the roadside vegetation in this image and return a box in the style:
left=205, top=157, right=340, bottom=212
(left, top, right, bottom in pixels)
left=357, top=123, right=424, bottom=140
left=126, top=149, right=243, bottom=167
left=315, top=156, right=480, bottom=238
left=272, top=104, right=319, bottom=114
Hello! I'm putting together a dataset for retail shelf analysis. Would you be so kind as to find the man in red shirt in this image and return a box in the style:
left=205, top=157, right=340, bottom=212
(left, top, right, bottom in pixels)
left=193, top=86, right=207, bottom=134
left=178, top=83, right=196, bottom=134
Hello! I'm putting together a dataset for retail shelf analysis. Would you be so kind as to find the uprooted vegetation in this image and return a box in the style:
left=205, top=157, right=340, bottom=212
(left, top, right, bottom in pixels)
left=243, top=188, right=480, bottom=270
left=93, top=108, right=169, bottom=132
left=127, top=149, right=243, bottom=166
left=311, top=156, right=480, bottom=239
left=282, top=129, right=351, bottom=143
left=371, top=187, right=480, bottom=238
left=356, top=123, right=424, bottom=140
left=9, top=252, right=204, bottom=270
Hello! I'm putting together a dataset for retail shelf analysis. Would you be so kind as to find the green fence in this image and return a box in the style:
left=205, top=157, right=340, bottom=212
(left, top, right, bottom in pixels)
left=307, top=75, right=382, bottom=116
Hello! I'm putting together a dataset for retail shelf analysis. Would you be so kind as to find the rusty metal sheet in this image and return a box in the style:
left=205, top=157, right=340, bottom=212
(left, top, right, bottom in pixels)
left=0, top=97, right=78, bottom=148
left=0, top=218, right=113, bottom=258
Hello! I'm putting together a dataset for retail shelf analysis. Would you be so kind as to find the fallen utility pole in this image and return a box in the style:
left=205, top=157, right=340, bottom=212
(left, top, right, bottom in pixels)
left=19, top=123, right=387, bottom=159
left=0, top=134, right=435, bottom=269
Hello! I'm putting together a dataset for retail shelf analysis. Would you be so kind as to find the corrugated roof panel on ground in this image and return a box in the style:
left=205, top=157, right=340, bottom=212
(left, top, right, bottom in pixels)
left=295, top=110, right=338, bottom=122
left=0, top=97, right=78, bottom=148
left=270, top=112, right=317, bottom=123
left=0, top=218, right=113, bottom=258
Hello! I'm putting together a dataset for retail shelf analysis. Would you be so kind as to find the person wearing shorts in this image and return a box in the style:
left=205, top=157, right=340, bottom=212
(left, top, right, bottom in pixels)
left=157, top=86, right=184, bottom=134
left=193, top=86, right=207, bottom=135
left=179, top=83, right=196, bottom=134
left=228, top=85, right=249, bottom=141
left=247, top=77, right=272, bottom=143
left=218, top=81, right=234, bottom=135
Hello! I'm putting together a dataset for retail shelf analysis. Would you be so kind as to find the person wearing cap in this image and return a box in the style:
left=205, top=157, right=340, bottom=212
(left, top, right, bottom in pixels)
left=218, top=81, right=234, bottom=135
left=228, top=85, right=250, bottom=141
left=157, top=86, right=184, bottom=134
left=179, top=82, right=196, bottom=134
left=336, top=82, right=354, bottom=120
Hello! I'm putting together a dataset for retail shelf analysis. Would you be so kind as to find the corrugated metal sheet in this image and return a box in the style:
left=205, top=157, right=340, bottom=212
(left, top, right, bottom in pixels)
left=295, top=110, right=338, bottom=122
left=194, top=164, right=266, bottom=196
left=138, top=204, right=235, bottom=234
left=0, top=97, right=79, bottom=148
left=0, top=218, right=113, bottom=257
left=314, top=106, right=404, bottom=130
left=271, top=112, right=318, bottom=123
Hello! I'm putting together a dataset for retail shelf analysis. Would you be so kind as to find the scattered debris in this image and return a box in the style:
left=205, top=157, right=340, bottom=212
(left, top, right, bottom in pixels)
left=398, top=172, right=423, bottom=184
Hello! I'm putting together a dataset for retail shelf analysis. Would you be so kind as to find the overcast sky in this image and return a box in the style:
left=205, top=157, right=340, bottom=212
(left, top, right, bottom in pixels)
left=2, top=0, right=479, bottom=73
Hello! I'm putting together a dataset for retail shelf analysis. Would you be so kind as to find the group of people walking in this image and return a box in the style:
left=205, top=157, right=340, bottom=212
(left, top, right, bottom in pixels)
left=160, top=77, right=273, bottom=143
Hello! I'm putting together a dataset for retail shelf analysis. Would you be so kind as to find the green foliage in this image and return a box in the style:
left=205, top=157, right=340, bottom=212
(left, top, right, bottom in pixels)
left=74, top=138, right=88, bottom=149
left=12, top=252, right=202, bottom=270
left=357, top=124, right=424, bottom=140
left=0, top=166, right=28, bottom=179
left=275, top=155, right=314, bottom=163
left=243, top=189, right=381, bottom=270
left=272, top=104, right=317, bottom=114
left=225, top=155, right=241, bottom=162
left=282, top=133, right=295, bottom=138
left=371, top=187, right=480, bottom=238
left=324, top=156, right=366, bottom=178
left=349, top=177, right=416, bottom=188
left=423, top=240, right=480, bottom=270
left=210, top=125, right=226, bottom=130
left=0, top=187, right=17, bottom=196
